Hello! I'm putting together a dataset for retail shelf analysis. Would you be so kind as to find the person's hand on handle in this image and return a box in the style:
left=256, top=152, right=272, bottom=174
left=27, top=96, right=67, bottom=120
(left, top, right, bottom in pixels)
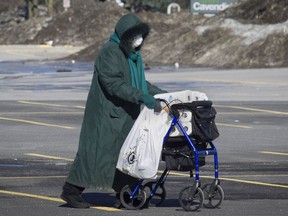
left=138, top=94, right=157, bottom=109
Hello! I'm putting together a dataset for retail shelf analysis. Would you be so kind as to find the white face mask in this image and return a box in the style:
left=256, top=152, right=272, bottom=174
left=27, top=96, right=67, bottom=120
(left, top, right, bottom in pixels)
left=132, top=35, right=143, bottom=48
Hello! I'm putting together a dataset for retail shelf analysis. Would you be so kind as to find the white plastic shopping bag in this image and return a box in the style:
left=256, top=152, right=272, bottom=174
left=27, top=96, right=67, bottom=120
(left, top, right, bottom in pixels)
left=116, top=106, right=170, bottom=179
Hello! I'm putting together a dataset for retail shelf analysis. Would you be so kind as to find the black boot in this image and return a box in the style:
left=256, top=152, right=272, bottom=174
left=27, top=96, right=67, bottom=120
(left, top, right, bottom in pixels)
left=114, top=193, right=124, bottom=209
left=61, top=182, right=90, bottom=208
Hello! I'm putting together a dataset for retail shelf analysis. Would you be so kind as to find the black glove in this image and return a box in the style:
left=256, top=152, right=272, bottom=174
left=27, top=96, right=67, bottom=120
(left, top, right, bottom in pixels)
left=138, top=94, right=157, bottom=109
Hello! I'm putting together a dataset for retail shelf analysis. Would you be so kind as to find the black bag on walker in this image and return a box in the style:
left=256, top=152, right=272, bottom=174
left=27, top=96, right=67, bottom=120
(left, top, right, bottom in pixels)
left=191, top=101, right=219, bottom=141
left=171, top=101, right=219, bottom=142
left=162, top=142, right=206, bottom=171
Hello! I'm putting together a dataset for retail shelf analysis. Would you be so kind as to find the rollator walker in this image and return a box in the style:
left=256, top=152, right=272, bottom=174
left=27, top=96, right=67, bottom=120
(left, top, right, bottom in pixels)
left=119, top=99, right=224, bottom=211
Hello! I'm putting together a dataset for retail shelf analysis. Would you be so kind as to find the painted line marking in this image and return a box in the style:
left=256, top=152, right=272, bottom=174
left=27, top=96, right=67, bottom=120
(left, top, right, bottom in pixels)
left=0, top=189, right=65, bottom=203
left=216, top=176, right=288, bottom=189
left=0, top=189, right=121, bottom=212
left=221, top=174, right=288, bottom=178
left=18, top=100, right=85, bottom=109
left=0, top=112, right=83, bottom=115
left=92, top=206, right=121, bottom=211
left=163, top=172, right=288, bottom=178
left=259, top=151, right=288, bottom=156
left=216, top=123, right=252, bottom=129
left=215, top=105, right=288, bottom=115
left=25, top=153, right=74, bottom=161
left=167, top=172, right=288, bottom=189
left=0, top=116, right=74, bottom=129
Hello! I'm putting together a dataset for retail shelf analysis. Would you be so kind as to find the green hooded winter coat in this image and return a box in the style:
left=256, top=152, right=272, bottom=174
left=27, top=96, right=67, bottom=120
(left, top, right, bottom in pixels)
left=66, top=13, right=165, bottom=192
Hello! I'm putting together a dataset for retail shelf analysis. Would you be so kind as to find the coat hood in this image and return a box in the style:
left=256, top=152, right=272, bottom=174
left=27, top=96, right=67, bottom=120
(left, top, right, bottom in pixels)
left=115, top=13, right=150, bottom=57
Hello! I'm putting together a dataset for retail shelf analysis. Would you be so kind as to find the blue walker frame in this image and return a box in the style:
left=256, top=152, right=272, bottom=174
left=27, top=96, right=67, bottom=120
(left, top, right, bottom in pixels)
left=120, top=100, right=224, bottom=211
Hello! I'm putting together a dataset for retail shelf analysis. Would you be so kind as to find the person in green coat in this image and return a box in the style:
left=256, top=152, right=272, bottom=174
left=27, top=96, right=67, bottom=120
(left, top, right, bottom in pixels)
left=60, top=13, right=166, bottom=208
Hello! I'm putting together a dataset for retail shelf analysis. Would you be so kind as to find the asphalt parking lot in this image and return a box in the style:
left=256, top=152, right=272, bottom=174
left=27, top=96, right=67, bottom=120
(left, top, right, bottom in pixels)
left=0, top=46, right=287, bottom=216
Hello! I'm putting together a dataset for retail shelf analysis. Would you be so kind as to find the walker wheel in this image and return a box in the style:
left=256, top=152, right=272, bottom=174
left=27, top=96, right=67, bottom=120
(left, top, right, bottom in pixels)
left=178, top=186, right=204, bottom=211
left=201, top=184, right=224, bottom=208
left=120, top=185, right=147, bottom=210
left=143, top=181, right=166, bottom=207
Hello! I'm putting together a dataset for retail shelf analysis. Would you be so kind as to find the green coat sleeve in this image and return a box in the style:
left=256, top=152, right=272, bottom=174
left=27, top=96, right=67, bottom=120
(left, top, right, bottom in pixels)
left=146, top=81, right=167, bottom=96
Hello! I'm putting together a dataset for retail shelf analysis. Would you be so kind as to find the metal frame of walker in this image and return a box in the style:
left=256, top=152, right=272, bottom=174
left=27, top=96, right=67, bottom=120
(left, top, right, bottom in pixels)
left=119, top=99, right=224, bottom=211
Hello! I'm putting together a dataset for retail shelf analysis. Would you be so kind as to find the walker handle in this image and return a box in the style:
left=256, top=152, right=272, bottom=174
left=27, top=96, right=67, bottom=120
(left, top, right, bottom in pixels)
left=191, top=100, right=212, bottom=108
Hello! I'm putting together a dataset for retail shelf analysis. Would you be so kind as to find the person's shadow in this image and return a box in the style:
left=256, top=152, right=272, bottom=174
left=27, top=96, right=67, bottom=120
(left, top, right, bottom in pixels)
left=59, top=192, right=116, bottom=208
left=59, top=192, right=183, bottom=210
